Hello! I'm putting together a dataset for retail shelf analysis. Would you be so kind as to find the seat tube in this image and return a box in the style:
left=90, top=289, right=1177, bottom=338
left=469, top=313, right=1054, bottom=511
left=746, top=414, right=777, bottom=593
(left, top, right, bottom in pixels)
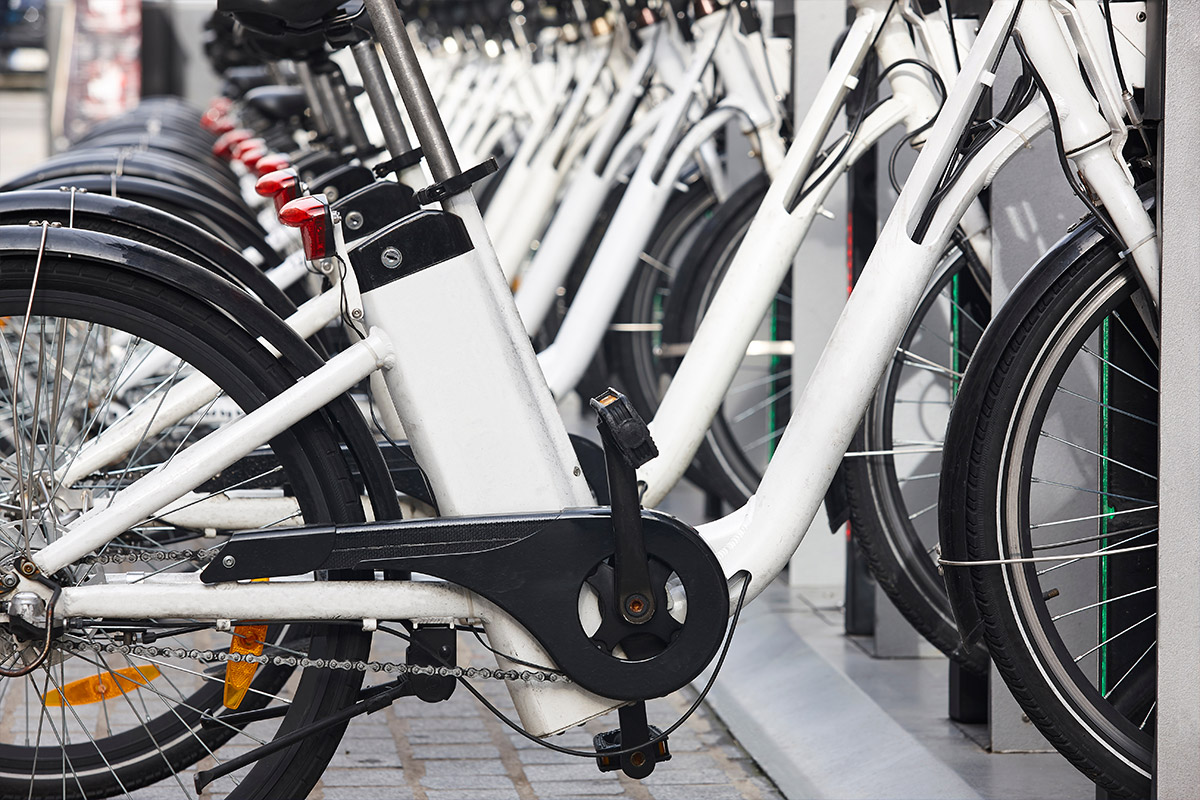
left=351, top=40, right=413, bottom=159
left=361, top=0, right=619, bottom=736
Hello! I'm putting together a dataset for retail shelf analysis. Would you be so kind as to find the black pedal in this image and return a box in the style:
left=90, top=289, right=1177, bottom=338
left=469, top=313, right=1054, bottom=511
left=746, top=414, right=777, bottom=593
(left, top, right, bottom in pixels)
left=589, top=388, right=657, bottom=469
left=594, top=702, right=670, bottom=779
left=407, top=625, right=456, bottom=703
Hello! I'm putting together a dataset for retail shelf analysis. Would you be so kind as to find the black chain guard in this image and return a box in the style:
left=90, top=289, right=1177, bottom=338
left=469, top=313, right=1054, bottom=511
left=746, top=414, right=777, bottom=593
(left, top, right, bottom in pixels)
left=201, top=508, right=729, bottom=700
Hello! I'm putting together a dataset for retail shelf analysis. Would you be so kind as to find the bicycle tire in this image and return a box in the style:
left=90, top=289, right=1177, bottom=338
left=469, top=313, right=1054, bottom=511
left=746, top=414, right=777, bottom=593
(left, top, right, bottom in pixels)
left=657, top=173, right=775, bottom=505
left=940, top=231, right=1156, bottom=797
left=660, top=181, right=992, bottom=668
left=0, top=244, right=367, bottom=799
left=606, top=173, right=721, bottom=423
left=845, top=251, right=991, bottom=673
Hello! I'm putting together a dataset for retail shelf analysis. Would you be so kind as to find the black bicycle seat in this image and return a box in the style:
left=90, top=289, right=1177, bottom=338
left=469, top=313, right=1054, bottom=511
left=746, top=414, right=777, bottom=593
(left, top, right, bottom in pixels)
left=223, top=66, right=273, bottom=98
left=244, top=86, right=310, bottom=123
left=220, top=0, right=357, bottom=35
left=236, top=24, right=328, bottom=60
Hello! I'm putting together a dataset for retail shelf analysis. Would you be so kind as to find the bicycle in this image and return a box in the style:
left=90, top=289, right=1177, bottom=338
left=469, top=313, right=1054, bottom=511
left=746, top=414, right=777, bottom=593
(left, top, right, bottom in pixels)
left=0, top=1, right=1158, bottom=798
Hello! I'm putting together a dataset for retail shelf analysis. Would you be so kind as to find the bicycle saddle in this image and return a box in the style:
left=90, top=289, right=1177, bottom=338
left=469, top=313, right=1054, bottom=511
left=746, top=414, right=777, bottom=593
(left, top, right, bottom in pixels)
left=222, top=66, right=273, bottom=98
left=243, top=86, right=309, bottom=123
left=236, top=24, right=328, bottom=61
left=219, top=0, right=357, bottom=34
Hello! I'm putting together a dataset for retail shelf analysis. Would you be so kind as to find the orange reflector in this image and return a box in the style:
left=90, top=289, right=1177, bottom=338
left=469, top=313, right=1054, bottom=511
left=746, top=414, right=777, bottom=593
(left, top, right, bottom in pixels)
left=43, top=665, right=161, bottom=707
left=223, top=623, right=268, bottom=709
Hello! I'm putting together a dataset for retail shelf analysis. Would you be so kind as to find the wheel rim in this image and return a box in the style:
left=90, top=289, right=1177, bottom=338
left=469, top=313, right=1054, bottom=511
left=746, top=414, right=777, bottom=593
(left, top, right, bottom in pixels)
left=1000, top=261, right=1156, bottom=778
left=0, top=260, right=360, bottom=798
left=865, top=254, right=989, bottom=632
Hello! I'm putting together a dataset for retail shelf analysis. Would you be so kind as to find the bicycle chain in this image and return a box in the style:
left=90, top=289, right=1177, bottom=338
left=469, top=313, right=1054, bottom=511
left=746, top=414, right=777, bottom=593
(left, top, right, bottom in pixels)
left=67, top=547, right=571, bottom=684
left=80, top=547, right=223, bottom=565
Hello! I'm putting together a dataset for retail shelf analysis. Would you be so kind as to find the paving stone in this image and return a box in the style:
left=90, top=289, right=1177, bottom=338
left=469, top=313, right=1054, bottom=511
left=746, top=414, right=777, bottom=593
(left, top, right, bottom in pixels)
left=320, top=786, right=416, bottom=800
left=648, top=785, right=746, bottom=800
left=424, top=790, right=521, bottom=800
left=408, top=715, right=492, bottom=732
left=522, top=764, right=609, bottom=782
left=642, top=768, right=729, bottom=785
left=420, top=774, right=519, bottom=790
left=526, top=780, right=627, bottom=796
left=421, top=759, right=510, bottom=777
left=410, top=743, right=501, bottom=760
left=318, top=769, right=408, bottom=787
left=325, top=752, right=404, bottom=769
left=336, top=736, right=404, bottom=755
left=407, top=728, right=495, bottom=744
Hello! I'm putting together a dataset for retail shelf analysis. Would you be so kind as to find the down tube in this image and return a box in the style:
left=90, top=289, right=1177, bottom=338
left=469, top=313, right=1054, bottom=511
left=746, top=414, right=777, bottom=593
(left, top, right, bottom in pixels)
left=700, top=101, right=1050, bottom=604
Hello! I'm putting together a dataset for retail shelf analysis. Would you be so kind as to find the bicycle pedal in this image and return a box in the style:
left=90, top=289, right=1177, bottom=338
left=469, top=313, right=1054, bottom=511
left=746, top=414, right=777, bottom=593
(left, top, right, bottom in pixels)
left=593, top=723, right=670, bottom=779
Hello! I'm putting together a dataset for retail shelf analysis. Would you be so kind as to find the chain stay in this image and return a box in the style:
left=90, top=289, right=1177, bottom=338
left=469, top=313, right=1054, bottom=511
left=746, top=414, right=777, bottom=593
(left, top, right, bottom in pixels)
left=66, top=547, right=568, bottom=684
left=59, top=639, right=568, bottom=683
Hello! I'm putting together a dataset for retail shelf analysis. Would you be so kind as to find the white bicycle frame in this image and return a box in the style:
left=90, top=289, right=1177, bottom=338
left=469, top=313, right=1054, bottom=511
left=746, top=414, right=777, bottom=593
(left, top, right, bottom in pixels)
left=22, top=0, right=1156, bottom=742
left=529, top=0, right=953, bottom=398
left=510, top=7, right=788, bottom=319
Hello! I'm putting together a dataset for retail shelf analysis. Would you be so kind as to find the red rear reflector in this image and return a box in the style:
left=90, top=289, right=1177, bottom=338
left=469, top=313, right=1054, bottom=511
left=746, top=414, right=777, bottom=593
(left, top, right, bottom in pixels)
left=213, top=129, right=253, bottom=160
left=254, top=154, right=290, bottom=177
left=201, top=109, right=232, bottom=134
left=238, top=146, right=269, bottom=170
left=279, top=195, right=335, bottom=261
left=255, top=168, right=302, bottom=214
left=231, top=138, right=266, bottom=161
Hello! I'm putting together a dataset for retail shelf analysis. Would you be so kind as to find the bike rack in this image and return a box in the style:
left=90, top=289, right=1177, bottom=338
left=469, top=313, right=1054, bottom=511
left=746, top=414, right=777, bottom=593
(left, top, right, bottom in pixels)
left=1154, top=0, right=1199, bottom=795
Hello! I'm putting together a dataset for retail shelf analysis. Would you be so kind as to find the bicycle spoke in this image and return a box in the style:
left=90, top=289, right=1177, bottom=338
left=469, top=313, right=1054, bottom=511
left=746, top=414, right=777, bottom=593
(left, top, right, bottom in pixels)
left=1038, top=430, right=1158, bottom=481
left=1051, top=585, right=1156, bottom=622
left=1029, top=504, right=1158, bottom=532
left=1030, top=476, right=1154, bottom=505
left=1103, top=641, right=1155, bottom=700
left=1079, top=344, right=1158, bottom=394
left=1074, top=612, right=1156, bottom=663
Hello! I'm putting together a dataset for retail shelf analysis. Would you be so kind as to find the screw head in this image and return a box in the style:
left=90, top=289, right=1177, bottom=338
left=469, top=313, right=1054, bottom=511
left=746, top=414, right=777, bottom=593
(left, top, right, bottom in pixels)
left=1, top=574, right=18, bottom=589
left=222, top=555, right=236, bottom=569
left=381, top=247, right=403, bottom=269
left=625, top=594, right=648, bottom=617
left=18, top=561, right=36, bottom=576
left=345, top=210, right=364, bottom=230
left=630, top=751, right=647, bottom=768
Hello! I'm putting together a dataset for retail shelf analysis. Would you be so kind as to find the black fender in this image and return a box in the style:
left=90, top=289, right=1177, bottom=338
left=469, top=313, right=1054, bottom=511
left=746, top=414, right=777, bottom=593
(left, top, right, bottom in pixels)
left=937, top=196, right=1152, bottom=649
left=15, top=175, right=282, bottom=267
left=0, top=190, right=294, bottom=318
left=78, top=130, right=233, bottom=175
left=0, top=225, right=400, bottom=522
left=2, top=149, right=244, bottom=210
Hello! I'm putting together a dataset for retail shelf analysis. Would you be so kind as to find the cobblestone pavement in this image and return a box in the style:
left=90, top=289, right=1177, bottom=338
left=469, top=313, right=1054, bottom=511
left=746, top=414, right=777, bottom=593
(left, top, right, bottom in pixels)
left=133, top=630, right=782, bottom=800
left=307, top=633, right=784, bottom=800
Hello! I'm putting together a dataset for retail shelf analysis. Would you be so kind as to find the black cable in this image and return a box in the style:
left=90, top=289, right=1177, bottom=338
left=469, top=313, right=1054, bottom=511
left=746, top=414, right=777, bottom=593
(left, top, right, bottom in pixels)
left=914, top=66, right=1036, bottom=221
left=788, top=0, right=897, bottom=209
left=1101, top=0, right=1129, bottom=96
left=798, top=56, right=945, bottom=208
left=1011, top=32, right=1125, bottom=248
left=941, top=0, right=962, bottom=74
left=911, top=0, right=1027, bottom=241
left=375, top=622, right=565, bottom=675
left=446, top=572, right=752, bottom=761
left=469, top=628, right=567, bottom=675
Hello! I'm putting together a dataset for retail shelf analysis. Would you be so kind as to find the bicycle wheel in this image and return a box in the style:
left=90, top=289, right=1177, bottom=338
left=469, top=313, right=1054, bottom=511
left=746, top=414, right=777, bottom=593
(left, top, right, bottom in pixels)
left=941, top=234, right=1156, bottom=797
left=605, top=173, right=721, bottom=422
left=844, top=251, right=991, bottom=673
left=657, top=173, right=782, bottom=505
left=0, top=243, right=368, bottom=799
